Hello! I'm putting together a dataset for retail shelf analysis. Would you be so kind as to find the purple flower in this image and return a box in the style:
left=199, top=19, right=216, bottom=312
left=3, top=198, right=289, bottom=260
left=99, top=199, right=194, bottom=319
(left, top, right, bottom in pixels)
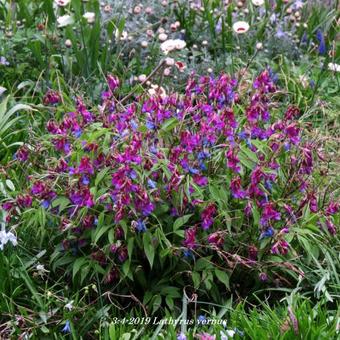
left=226, top=149, right=241, bottom=173
left=78, top=156, right=94, bottom=175
left=230, top=176, right=247, bottom=199
left=31, top=181, right=46, bottom=196
left=260, top=203, right=281, bottom=226
left=259, top=272, right=268, bottom=282
left=107, top=74, right=120, bottom=91
left=0, top=56, right=9, bottom=66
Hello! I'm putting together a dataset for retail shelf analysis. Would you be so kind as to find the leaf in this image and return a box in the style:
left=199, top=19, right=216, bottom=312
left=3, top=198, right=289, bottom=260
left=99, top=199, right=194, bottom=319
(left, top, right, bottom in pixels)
left=93, top=225, right=112, bottom=244
left=51, top=197, right=70, bottom=212
left=5, top=180, right=15, bottom=191
left=194, top=257, right=213, bottom=271
left=161, top=118, right=179, bottom=132
left=173, top=214, right=193, bottom=231
left=95, top=167, right=109, bottom=186
left=143, top=232, right=155, bottom=268
left=73, top=257, right=87, bottom=280
left=151, top=295, right=162, bottom=314
left=215, top=269, right=230, bottom=290
left=192, top=272, right=201, bottom=289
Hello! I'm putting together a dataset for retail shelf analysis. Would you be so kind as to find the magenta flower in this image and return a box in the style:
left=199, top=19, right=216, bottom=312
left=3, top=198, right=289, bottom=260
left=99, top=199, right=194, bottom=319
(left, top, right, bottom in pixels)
left=183, top=227, right=197, bottom=249
left=107, top=74, right=120, bottom=91
left=260, top=202, right=281, bottom=226
left=226, top=148, right=241, bottom=173
left=230, top=176, right=247, bottom=199
left=78, top=156, right=94, bottom=175
left=201, top=204, right=217, bottom=230
left=207, top=231, right=224, bottom=247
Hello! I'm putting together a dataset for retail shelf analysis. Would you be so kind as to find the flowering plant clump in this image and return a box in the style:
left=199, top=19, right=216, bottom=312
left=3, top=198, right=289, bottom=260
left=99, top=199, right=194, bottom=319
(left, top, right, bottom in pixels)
left=3, top=70, right=338, bottom=309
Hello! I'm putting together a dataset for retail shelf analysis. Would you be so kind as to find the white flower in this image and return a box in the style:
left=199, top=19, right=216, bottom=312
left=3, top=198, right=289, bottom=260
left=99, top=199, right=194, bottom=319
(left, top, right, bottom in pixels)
left=36, top=264, right=49, bottom=275
left=165, top=57, right=175, bottom=66
left=57, top=14, right=74, bottom=28
left=256, top=42, right=263, bottom=50
left=65, top=39, right=72, bottom=48
left=0, top=230, right=17, bottom=250
left=0, top=86, right=6, bottom=96
left=158, top=33, right=168, bottom=42
left=220, top=330, right=235, bottom=339
left=138, top=74, right=147, bottom=82
left=83, top=12, right=95, bottom=24
left=232, top=21, right=250, bottom=34
left=328, top=62, right=340, bottom=73
left=115, top=30, right=128, bottom=41
left=160, top=39, right=186, bottom=54
left=65, top=300, right=74, bottom=311
left=148, top=84, right=167, bottom=98
left=54, top=0, right=70, bottom=6
left=252, top=0, right=265, bottom=6
left=299, top=75, right=309, bottom=88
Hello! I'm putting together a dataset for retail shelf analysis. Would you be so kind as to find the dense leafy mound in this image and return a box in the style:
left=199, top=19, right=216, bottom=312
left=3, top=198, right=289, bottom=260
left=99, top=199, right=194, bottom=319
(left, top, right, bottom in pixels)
left=3, top=70, right=339, bottom=312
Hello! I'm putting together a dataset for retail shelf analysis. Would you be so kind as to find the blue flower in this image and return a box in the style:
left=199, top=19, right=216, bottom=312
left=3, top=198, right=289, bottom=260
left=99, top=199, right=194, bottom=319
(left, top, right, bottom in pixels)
left=188, top=167, right=199, bottom=175
left=41, top=200, right=50, bottom=209
left=259, top=227, right=274, bottom=240
left=147, top=179, right=157, bottom=189
left=284, top=142, right=291, bottom=151
left=129, top=170, right=137, bottom=179
left=316, top=29, right=326, bottom=55
left=146, top=121, right=155, bottom=130
left=73, top=129, right=82, bottom=138
left=183, top=249, right=194, bottom=259
left=130, top=119, right=138, bottom=130
left=136, top=220, right=147, bottom=232
left=265, top=180, right=273, bottom=191
left=82, top=176, right=90, bottom=185
left=61, top=320, right=71, bottom=334
left=198, top=315, right=207, bottom=323
left=177, top=333, right=187, bottom=340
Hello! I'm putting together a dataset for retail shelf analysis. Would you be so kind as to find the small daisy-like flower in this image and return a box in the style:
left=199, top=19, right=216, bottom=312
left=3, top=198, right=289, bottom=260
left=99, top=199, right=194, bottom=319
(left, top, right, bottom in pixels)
left=57, top=14, right=74, bottom=28
left=160, top=39, right=186, bottom=54
left=83, top=12, right=95, bottom=24
left=252, top=0, right=265, bottom=6
left=54, top=0, right=70, bottom=6
left=36, top=264, right=48, bottom=275
left=328, top=62, right=340, bottom=73
left=232, top=21, right=250, bottom=34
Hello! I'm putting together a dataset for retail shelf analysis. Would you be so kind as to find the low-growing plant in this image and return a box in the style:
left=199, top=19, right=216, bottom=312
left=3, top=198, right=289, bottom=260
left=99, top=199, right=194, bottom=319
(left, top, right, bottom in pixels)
left=2, top=69, right=339, bottom=314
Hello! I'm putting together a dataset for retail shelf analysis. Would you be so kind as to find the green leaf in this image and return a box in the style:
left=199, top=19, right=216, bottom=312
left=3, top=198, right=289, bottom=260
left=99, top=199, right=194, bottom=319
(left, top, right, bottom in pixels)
left=173, top=214, right=193, bottom=231
left=93, top=225, right=112, bottom=244
left=73, top=257, right=87, bottom=280
left=143, top=232, right=155, bottom=268
left=192, top=272, right=201, bottom=289
left=194, top=257, right=213, bottom=271
left=215, top=269, right=230, bottom=290
left=51, top=197, right=70, bottom=212
left=95, top=167, right=109, bottom=186
left=161, top=118, right=179, bottom=132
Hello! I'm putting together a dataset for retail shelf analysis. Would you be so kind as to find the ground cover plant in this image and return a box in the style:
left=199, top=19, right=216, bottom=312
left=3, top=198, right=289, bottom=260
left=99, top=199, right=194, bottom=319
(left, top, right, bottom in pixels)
left=0, top=0, right=339, bottom=339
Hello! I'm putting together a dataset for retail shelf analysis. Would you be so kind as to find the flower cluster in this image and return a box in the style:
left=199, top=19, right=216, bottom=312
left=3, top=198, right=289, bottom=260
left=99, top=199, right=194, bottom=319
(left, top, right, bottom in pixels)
left=4, top=69, right=338, bottom=285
